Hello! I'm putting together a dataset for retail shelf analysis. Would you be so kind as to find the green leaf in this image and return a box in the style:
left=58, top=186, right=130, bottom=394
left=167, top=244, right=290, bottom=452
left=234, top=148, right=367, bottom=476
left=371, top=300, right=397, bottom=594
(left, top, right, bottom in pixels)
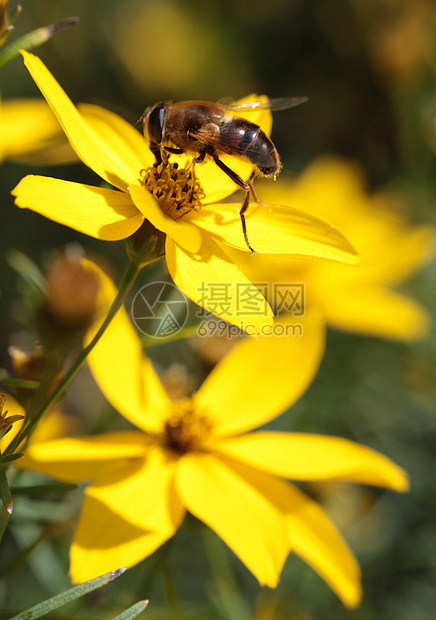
left=0, top=452, right=24, bottom=464
left=111, top=600, right=149, bottom=620
left=0, top=374, right=40, bottom=389
left=6, top=249, right=46, bottom=294
left=10, top=482, right=78, bottom=496
left=9, top=568, right=126, bottom=620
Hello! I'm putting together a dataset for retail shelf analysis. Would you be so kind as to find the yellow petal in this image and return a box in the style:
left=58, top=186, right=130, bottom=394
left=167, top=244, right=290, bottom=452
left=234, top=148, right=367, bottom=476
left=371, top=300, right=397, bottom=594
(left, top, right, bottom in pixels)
left=12, top=175, right=143, bottom=240
left=175, top=453, right=288, bottom=587
left=209, top=457, right=362, bottom=607
left=359, top=226, right=436, bottom=286
left=196, top=155, right=255, bottom=204
left=71, top=449, right=185, bottom=583
left=19, top=433, right=147, bottom=483
left=0, top=98, right=77, bottom=164
left=166, top=234, right=274, bottom=335
left=197, top=310, right=325, bottom=437
left=256, top=157, right=364, bottom=225
left=89, top=445, right=183, bottom=531
left=84, top=258, right=171, bottom=434
left=190, top=202, right=358, bottom=263
left=320, top=285, right=431, bottom=341
left=129, top=183, right=202, bottom=253
left=21, top=51, right=140, bottom=191
left=281, top=482, right=362, bottom=608
left=71, top=497, right=161, bottom=583
left=30, top=408, right=77, bottom=444
left=0, top=394, right=25, bottom=453
left=213, top=432, right=409, bottom=492
left=78, top=103, right=155, bottom=171
left=1, top=397, right=75, bottom=453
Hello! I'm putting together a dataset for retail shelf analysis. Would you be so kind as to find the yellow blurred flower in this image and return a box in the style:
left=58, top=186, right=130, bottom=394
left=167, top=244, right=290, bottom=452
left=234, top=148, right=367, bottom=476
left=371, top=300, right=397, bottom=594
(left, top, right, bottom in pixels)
left=0, top=393, right=24, bottom=444
left=113, top=0, right=250, bottom=99
left=19, top=260, right=408, bottom=607
left=353, top=0, right=436, bottom=85
left=0, top=392, right=76, bottom=453
left=229, top=157, right=435, bottom=340
left=12, top=52, right=358, bottom=334
left=0, top=97, right=77, bottom=165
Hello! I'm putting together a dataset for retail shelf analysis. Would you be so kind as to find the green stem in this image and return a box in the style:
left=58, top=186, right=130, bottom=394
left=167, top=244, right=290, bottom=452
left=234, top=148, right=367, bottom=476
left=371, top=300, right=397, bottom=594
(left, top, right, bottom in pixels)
left=161, top=561, right=180, bottom=616
left=0, top=463, right=12, bottom=515
left=0, top=505, right=9, bottom=541
left=4, top=258, right=141, bottom=457
left=201, top=524, right=250, bottom=620
left=0, top=17, right=79, bottom=71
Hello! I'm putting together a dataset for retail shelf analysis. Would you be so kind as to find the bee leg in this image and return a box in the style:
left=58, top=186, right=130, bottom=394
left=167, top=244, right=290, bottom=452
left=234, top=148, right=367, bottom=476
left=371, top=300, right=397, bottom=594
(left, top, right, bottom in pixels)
left=163, top=146, right=185, bottom=156
left=150, top=144, right=164, bottom=166
left=160, top=146, right=184, bottom=169
left=194, top=151, right=207, bottom=165
left=187, top=151, right=207, bottom=202
left=247, top=170, right=258, bottom=202
left=212, top=155, right=256, bottom=253
left=239, top=190, right=256, bottom=254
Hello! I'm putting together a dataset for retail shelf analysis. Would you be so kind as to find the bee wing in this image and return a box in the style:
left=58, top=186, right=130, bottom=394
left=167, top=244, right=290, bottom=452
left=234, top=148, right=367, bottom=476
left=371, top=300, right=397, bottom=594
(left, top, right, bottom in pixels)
left=192, top=126, right=250, bottom=157
left=227, top=96, right=308, bottom=112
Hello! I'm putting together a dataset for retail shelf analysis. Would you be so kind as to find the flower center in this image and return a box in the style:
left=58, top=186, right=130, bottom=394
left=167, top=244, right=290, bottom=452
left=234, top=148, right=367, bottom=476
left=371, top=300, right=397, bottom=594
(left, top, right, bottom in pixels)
left=163, top=398, right=213, bottom=454
left=140, top=162, right=205, bottom=220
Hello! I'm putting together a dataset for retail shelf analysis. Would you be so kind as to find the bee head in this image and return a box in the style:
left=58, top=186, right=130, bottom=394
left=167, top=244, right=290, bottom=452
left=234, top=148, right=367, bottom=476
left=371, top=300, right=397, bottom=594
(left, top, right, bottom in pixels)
left=140, top=102, right=167, bottom=150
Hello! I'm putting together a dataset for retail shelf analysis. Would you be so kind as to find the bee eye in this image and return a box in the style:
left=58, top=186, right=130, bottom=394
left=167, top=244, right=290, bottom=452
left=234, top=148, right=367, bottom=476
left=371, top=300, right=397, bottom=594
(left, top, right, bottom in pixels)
left=147, top=103, right=166, bottom=145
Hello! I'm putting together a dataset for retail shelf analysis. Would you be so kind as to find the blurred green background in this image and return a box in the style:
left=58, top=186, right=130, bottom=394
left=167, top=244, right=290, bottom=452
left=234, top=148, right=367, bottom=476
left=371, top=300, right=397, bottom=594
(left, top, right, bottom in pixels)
left=1, top=1, right=436, bottom=619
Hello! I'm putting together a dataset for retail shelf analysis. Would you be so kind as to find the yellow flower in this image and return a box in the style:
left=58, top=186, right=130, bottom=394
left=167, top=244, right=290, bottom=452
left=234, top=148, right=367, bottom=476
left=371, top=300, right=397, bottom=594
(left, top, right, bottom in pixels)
left=0, top=392, right=75, bottom=453
left=11, top=52, right=358, bottom=334
left=19, top=260, right=409, bottom=607
left=0, top=393, right=24, bottom=444
left=229, top=157, right=436, bottom=340
left=0, top=97, right=77, bottom=165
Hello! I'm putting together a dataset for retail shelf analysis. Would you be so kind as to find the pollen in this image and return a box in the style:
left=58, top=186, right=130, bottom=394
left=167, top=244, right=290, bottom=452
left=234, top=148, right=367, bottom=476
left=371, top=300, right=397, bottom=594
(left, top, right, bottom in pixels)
left=163, top=398, right=213, bottom=454
left=140, top=162, right=205, bottom=220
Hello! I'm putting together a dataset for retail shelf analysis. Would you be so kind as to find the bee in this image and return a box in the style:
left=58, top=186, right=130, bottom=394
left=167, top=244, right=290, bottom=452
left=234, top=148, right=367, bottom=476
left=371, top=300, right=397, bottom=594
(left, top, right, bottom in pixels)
left=140, top=96, right=307, bottom=253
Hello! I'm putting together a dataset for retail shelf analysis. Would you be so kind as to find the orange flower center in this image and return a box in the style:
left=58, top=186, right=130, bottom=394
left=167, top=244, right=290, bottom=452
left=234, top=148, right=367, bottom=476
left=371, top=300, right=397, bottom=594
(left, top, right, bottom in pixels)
left=140, top=162, right=205, bottom=220
left=163, top=398, right=213, bottom=454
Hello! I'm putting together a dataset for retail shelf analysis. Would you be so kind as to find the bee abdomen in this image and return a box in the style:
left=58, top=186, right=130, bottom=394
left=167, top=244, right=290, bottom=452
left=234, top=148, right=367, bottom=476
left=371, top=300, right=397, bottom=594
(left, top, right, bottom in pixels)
left=239, top=121, right=279, bottom=177
left=221, top=119, right=280, bottom=177
left=248, top=134, right=280, bottom=176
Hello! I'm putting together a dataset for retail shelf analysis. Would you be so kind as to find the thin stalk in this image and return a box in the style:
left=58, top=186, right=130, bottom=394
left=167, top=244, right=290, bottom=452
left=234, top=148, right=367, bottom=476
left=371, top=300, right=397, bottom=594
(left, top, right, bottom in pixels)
left=4, top=258, right=141, bottom=457
left=0, top=17, right=78, bottom=71
left=161, top=561, right=180, bottom=616
left=141, top=323, right=199, bottom=348
left=201, top=524, right=250, bottom=620
left=0, top=463, right=12, bottom=514
left=0, top=505, right=9, bottom=540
